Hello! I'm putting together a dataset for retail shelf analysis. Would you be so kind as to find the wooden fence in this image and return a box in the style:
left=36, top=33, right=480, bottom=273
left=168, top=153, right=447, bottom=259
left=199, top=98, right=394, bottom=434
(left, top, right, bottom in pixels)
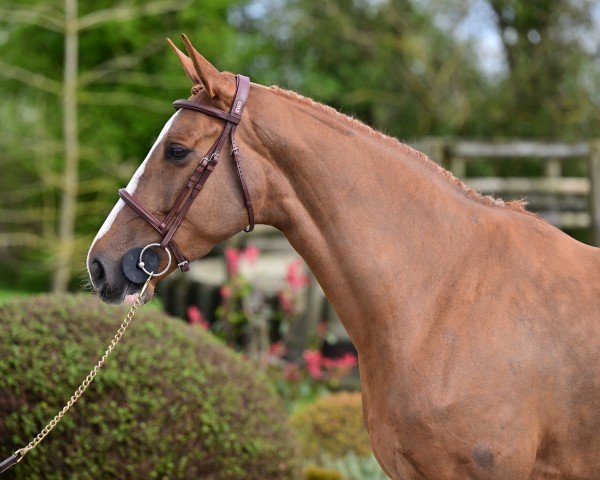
left=412, top=138, right=600, bottom=245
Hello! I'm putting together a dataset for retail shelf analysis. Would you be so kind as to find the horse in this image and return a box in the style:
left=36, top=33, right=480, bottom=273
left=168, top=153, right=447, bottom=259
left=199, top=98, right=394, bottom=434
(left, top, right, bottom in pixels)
left=87, top=35, right=600, bottom=480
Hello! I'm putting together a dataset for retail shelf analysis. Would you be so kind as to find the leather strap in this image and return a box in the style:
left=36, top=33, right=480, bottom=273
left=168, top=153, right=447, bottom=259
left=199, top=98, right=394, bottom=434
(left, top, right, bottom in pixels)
left=229, top=75, right=254, bottom=232
left=118, top=189, right=190, bottom=271
left=172, top=100, right=241, bottom=124
left=118, top=74, right=253, bottom=272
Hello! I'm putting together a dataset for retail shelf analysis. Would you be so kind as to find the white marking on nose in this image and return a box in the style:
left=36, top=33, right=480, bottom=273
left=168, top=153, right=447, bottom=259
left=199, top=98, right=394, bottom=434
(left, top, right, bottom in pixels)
left=87, top=111, right=180, bottom=267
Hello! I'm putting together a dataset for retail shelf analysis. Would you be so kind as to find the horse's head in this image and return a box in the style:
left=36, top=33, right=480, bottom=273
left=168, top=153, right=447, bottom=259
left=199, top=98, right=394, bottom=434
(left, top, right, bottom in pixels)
left=87, top=35, right=264, bottom=304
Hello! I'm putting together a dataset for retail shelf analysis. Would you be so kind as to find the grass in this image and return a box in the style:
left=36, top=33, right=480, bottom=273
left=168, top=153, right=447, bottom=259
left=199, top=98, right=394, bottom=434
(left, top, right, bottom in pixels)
left=0, top=289, right=31, bottom=305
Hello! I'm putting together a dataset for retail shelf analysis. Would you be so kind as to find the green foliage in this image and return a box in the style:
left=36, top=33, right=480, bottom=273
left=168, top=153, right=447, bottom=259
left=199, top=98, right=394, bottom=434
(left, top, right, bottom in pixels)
left=483, top=0, right=599, bottom=138
left=291, top=392, right=370, bottom=460
left=2, top=0, right=600, bottom=288
left=0, top=289, right=30, bottom=304
left=320, top=453, right=388, bottom=480
left=0, top=294, right=299, bottom=479
left=0, top=0, right=258, bottom=290
left=241, top=0, right=486, bottom=138
left=304, top=465, right=344, bottom=480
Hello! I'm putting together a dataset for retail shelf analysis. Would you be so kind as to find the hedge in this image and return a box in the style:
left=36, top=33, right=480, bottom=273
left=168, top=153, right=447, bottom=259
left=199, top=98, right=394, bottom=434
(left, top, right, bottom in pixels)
left=0, top=294, right=299, bottom=479
left=291, top=392, right=371, bottom=460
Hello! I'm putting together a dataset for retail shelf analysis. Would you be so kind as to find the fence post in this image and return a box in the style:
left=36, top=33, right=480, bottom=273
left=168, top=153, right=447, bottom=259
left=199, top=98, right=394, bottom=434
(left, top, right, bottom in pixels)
left=588, top=141, right=600, bottom=246
left=545, top=157, right=561, bottom=223
left=446, top=141, right=465, bottom=178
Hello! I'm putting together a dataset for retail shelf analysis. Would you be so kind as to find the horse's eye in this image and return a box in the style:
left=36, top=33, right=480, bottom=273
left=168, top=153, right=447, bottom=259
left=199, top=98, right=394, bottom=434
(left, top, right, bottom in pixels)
left=166, top=144, right=190, bottom=162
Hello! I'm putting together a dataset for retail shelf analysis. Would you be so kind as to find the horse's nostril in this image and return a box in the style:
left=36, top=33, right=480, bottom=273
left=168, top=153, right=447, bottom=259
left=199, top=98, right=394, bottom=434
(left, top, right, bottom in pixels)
left=90, top=258, right=106, bottom=285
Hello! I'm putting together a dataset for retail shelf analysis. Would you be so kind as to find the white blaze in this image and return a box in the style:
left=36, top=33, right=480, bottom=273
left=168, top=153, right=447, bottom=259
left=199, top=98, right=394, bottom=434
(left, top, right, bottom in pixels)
left=87, top=111, right=180, bottom=266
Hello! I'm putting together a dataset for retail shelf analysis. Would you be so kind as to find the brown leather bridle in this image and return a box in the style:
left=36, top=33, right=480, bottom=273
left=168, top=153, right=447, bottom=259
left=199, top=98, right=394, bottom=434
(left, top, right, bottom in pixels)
left=118, top=74, right=253, bottom=276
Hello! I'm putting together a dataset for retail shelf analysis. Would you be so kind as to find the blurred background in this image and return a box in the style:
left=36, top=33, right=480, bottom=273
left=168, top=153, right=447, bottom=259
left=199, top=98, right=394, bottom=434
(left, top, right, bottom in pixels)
left=1, top=0, right=600, bottom=478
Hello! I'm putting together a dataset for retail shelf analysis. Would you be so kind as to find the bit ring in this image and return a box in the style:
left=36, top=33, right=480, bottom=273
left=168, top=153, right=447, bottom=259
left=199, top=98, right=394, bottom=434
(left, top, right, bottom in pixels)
left=138, top=243, right=172, bottom=277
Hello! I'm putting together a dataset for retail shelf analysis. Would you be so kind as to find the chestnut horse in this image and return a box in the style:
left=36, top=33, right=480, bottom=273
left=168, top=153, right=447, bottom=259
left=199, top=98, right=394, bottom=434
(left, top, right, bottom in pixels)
left=87, top=36, right=600, bottom=480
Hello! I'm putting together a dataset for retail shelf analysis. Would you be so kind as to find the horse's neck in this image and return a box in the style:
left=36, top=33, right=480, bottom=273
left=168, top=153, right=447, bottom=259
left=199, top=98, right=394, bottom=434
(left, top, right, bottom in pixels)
left=252, top=88, right=488, bottom=351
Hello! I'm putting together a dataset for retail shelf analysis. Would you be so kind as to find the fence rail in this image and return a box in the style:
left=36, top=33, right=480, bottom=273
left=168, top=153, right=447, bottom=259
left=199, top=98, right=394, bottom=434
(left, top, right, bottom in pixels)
left=412, top=138, right=600, bottom=245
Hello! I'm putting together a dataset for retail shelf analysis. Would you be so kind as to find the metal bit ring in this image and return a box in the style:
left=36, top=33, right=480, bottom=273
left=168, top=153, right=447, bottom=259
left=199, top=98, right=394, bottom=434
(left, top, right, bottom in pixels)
left=138, top=243, right=172, bottom=277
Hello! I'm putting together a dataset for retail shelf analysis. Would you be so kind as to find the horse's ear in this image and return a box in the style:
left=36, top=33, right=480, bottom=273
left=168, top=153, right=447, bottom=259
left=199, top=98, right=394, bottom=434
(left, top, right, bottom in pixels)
left=180, top=33, right=235, bottom=102
left=167, top=37, right=200, bottom=85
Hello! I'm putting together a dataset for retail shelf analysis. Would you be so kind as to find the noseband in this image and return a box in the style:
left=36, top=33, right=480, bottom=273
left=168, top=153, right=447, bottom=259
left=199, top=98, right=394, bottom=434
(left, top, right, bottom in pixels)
left=118, top=75, right=253, bottom=276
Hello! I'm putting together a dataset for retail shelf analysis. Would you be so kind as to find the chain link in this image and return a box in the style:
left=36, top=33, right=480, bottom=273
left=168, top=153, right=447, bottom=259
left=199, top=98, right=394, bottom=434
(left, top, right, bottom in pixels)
left=11, top=277, right=152, bottom=464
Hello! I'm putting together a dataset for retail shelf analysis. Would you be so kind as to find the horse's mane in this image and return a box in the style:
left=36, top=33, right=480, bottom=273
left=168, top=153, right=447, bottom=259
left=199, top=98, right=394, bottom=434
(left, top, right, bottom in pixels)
left=269, top=85, right=528, bottom=214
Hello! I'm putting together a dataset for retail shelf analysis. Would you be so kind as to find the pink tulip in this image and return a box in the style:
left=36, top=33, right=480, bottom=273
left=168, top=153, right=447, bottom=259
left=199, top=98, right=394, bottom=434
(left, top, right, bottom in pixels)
left=322, top=353, right=357, bottom=369
left=303, top=349, right=323, bottom=379
left=224, top=247, right=240, bottom=275
left=187, top=305, right=210, bottom=330
left=243, top=244, right=260, bottom=263
left=269, top=341, right=286, bottom=358
left=286, top=259, right=309, bottom=291
left=277, top=290, right=295, bottom=314
left=284, top=363, right=301, bottom=382
left=220, top=285, right=232, bottom=299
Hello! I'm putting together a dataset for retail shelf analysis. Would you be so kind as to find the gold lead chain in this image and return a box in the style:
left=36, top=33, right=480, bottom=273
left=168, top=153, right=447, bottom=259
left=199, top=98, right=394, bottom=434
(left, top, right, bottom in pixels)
left=7, top=276, right=152, bottom=469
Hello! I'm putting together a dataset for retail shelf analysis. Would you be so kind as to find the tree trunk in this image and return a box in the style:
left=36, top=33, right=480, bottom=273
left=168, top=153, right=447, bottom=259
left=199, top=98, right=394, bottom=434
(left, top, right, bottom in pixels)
left=53, top=0, right=79, bottom=292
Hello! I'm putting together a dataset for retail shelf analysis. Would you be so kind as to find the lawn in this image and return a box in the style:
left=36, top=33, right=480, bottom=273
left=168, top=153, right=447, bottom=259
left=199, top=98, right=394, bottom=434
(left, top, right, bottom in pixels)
left=0, top=289, right=31, bottom=305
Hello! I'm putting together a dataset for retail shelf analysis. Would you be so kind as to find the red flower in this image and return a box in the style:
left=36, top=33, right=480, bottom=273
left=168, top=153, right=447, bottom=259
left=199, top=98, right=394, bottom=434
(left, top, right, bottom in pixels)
left=316, top=322, right=328, bottom=338
left=269, top=341, right=286, bottom=358
left=277, top=290, right=295, bottom=314
left=322, top=353, right=357, bottom=380
left=286, top=259, right=309, bottom=292
left=187, top=305, right=210, bottom=330
left=303, top=349, right=323, bottom=379
left=243, top=244, right=260, bottom=263
left=220, top=285, right=232, bottom=299
left=224, top=247, right=240, bottom=275
left=322, top=353, right=357, bottom=369
left=284, top=363, right=301, bottom=382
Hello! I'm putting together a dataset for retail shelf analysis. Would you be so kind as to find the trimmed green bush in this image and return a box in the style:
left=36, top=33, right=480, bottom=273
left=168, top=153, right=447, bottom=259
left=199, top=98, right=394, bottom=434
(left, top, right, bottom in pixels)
left=304, top=465, right=344, bottom=480
left=0, top=294, right=299, bottom=479
left=291, top=393, right=371, bottom=460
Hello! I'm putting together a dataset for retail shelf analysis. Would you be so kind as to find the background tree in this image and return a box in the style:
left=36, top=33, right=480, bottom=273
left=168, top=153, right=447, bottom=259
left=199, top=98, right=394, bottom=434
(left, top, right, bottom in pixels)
left=1, top=0, right=599, bottom=291
left=0, top=0, right=254, bottom=291
left=486, top=0, right=599, bottom=137
left=237, top=0, right=487, bottom=138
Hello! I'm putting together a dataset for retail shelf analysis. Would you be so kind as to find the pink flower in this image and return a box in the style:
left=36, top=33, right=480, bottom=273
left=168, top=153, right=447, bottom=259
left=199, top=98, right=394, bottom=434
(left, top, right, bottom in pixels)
left=303, top=349, right=323, bottom=379
left=220, top=285, right=232, bottom=299
left=284, top=363, right=300, bottom=382
left=286, top=259, right=309, bottom=292
left=316, top=322, right=328, bottom=337
left=269, top=341, right=286, bottom=358
left=322, top=353, right=357, bottom=369
left=242, top=244, right=260, bottom=263
left=187, top=305, right=210, bottom=330
left=322, top=353, right=357, bottom=380
left=277, top=290, right=295, bottom=314
left=224, top=247, right=240, bottom=275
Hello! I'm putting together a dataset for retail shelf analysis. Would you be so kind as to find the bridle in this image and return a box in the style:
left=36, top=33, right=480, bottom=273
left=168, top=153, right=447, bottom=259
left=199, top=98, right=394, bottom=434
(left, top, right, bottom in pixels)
left=118, top=75, right=253, bottom=279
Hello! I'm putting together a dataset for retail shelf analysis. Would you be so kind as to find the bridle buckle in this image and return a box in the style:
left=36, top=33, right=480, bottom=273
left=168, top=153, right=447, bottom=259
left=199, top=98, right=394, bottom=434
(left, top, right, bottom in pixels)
left=177, top=260, right=189, bottom=270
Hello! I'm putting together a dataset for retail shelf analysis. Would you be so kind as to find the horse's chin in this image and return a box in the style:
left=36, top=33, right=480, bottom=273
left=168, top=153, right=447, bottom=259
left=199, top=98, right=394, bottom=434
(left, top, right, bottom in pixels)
left=124, top=294, right=138, bottom=305
left=123, top=283, right=154, bottom=306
